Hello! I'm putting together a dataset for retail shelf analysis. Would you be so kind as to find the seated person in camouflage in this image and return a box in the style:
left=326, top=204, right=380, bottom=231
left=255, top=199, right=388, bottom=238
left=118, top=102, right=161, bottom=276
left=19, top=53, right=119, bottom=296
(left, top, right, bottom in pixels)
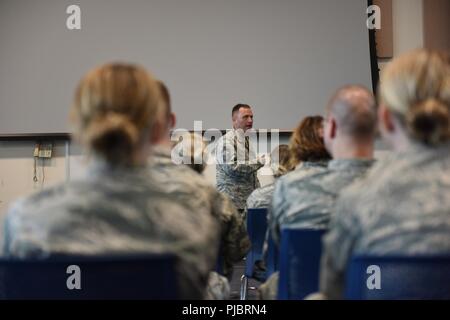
left=245, top=144, right=294, bottom=281
left=214, top=104, right=266, bottom=214
left=149, top=82, right=250, bottom=298
left=320, top=49, right=450, bottom=299
left=3, top=63, right=219, bottom=299
left=259, top=87, right=377, bottom=299
left=246, top=144, right=294, bottom=209
left=269, top=115, right=331, bottom=244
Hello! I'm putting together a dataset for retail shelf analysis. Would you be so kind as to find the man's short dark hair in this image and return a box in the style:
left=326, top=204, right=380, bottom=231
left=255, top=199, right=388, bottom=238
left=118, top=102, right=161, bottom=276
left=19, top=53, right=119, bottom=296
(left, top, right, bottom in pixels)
left=232, top=103, right=251, bottom=117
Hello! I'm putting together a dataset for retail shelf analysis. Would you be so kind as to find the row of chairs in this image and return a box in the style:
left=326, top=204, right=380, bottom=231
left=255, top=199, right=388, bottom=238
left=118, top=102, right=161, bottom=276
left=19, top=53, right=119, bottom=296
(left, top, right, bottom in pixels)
left=1, top=250, right=449, bottom=300
left=0, top=208, right=449, bottom=299
left=242, top=208, right=450, bottom=300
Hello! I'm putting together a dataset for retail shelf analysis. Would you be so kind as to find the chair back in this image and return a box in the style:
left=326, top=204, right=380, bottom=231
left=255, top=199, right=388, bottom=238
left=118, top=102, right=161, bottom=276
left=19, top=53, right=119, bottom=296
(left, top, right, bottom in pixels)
left=277, top=228, right=326, bottom=300
left=244, top=208, right=268, bottom=277
left=0, top=254, right=178, bottom=300
left=265, top=231, right=278, bottom=278
left=345, top=255, right=450, bottom=300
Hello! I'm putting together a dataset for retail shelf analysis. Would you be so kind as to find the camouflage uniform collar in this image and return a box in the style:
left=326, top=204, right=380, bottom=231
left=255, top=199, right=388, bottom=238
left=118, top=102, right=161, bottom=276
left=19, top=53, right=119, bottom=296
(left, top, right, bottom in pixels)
left=396, top=140, right=450, bottom=158
left=87, top=157, right=149, bottom=178
left=229, top=129, right=245, bottom=143
left=295, top=160, right=329, bottom=170
left=230, top=128, right=255, bottom=143
left=152, top=144, right=172, bottom=159
left=328, top=158, right=375, bottom=171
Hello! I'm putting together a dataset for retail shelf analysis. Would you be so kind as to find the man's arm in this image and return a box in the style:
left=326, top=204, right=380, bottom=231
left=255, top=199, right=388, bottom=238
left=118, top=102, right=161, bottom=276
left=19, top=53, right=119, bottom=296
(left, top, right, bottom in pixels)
left=211, top=191, right=251, bottom=275
left=319, top=194, right=359, bottom=299
left=215, top=137, right=264, bottom=177
left=269, top=179, right=287, bottom=244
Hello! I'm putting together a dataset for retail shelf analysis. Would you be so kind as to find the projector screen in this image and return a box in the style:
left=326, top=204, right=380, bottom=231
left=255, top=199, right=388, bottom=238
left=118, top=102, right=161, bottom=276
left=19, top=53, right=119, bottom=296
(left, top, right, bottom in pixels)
left=0, top=0, right=373, bottom=134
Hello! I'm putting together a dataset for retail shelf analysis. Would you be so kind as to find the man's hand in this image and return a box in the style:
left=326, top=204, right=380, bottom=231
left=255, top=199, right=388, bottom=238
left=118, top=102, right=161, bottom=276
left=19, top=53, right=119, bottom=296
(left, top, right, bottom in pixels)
left=257, top=153, right=270, bottom=166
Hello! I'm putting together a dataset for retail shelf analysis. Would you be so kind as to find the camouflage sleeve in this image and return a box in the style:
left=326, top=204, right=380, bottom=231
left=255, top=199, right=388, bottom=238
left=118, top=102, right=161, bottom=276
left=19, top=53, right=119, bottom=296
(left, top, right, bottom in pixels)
left=215, top=138, right=263, bottom=177
left=2, top=199, right=23, bottom=256
left=214, top=192, right=251, bottom=264
left=319, top=190, right=360, bottom=299
left=2, top=209, right=12, bottom=256
left=246, top=189, right=258, bottom=209
left=269, top=179, right=287, bottom=245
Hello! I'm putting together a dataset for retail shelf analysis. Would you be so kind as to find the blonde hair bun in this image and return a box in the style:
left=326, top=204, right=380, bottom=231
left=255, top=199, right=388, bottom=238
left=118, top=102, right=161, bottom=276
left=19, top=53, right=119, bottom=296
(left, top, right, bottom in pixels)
left=407, top=98, right=450, bottom=145
left=85, top=113, right=139, bottom=165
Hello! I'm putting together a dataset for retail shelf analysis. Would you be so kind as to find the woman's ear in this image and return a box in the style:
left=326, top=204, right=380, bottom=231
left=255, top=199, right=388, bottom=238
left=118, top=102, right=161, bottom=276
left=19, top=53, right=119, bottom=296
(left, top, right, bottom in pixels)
left=379, top=104, right=395, bottom=133
left=150, top=120, right=164, bottom=144
left=169, top=112, right=176, bottom=130
left=329, top=118, right=337, bottom=139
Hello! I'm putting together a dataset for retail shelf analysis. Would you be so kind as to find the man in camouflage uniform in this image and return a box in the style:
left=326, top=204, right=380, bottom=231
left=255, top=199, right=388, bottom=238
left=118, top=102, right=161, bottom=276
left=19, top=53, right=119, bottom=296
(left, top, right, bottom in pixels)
left=319, top=51, right=450, bottom=299
left=215, top=104, right=266, bottom=214
left=150, top=82, right=251, bottom=298
left=260, top=85, right=377, bottom=299
left=246, top=145, right=292, bottom=210
left=320, top=142, right=450, bottom=299
left=269, top=85, right=377, bottom=243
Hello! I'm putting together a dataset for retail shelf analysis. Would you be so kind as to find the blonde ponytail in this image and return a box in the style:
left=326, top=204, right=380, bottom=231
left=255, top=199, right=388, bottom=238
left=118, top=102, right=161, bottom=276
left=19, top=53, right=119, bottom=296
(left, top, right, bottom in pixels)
left=380, top=49, right=450, bottom=146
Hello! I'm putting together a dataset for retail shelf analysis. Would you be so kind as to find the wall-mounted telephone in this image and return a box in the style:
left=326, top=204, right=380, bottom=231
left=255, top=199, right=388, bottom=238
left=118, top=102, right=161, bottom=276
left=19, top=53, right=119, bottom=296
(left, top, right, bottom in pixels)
left=33, top=142, right=53, bottom=158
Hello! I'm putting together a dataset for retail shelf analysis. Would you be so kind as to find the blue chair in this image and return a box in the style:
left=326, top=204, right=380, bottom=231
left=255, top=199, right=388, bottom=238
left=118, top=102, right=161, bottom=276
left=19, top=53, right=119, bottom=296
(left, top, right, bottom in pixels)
left=0, top=254, right=178, bottom=299
left=240, top=208, right=268, bottom=300
left=277, top=228, right=326, bottom=300
left=345, top=255, right=450, bottom=300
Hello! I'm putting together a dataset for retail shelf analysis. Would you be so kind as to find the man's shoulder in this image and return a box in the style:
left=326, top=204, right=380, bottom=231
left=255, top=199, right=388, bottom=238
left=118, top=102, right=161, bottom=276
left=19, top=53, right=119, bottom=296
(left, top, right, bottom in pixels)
left=220, top=129, right=238, bottom=142
left=258, top=183, right=275, bottom=195
left=9, top=182, right=66, bottom=209
left=151, top=159, right=217, bottom=195
left=278, top=165, right=328, bottom=188
left=5, top=179, right=95, bottom=224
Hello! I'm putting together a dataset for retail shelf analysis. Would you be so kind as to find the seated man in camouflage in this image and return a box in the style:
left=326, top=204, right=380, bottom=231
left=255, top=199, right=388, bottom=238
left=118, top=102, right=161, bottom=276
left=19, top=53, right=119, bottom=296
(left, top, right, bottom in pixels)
left=259, top=85, right=377, bottom=299
left=246, top=144, right=294, bottom=209
left=320, top=50, right=450, bottom=299
left=245, top=144, right=294, bottom=281
left=149, top=81, right=251, bottom=299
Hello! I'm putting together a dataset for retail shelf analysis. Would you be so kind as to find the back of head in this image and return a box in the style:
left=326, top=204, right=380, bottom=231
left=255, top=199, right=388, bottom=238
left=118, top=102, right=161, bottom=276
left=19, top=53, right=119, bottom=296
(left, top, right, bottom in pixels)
left=156, top=80, right=172, bottom=130
left=70, top=63, right=162, bottom=166
left=327, top=85, right=377, bottom=140
left=289, top=115, right=331, bottom=167
left=271, top=144, right=294, bottom=177
left=380, top=49, right=450, bottom=146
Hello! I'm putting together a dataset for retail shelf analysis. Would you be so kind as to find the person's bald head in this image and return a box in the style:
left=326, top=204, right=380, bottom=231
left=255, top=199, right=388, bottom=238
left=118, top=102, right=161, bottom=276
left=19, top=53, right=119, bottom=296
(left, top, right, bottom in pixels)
left=327, top=85, right=376, bottom=136
left=324, top=85, right=377, bottom=154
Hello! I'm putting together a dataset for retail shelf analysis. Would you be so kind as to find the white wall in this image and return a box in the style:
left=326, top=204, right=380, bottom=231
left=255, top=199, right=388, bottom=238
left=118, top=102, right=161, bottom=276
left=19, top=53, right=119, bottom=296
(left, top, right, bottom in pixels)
left=392, top=0, right=424, bottom=56
left=378, top=0, right=424, bottom=71
left=0, top=0, right=425, bottom=241
left=0, top=142, right=67, bottom=215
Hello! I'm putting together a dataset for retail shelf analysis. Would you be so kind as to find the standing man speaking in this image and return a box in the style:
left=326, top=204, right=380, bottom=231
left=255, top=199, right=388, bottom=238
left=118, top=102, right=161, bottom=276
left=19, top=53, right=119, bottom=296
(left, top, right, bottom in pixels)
left=215, top=104, right=266, bottom=215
